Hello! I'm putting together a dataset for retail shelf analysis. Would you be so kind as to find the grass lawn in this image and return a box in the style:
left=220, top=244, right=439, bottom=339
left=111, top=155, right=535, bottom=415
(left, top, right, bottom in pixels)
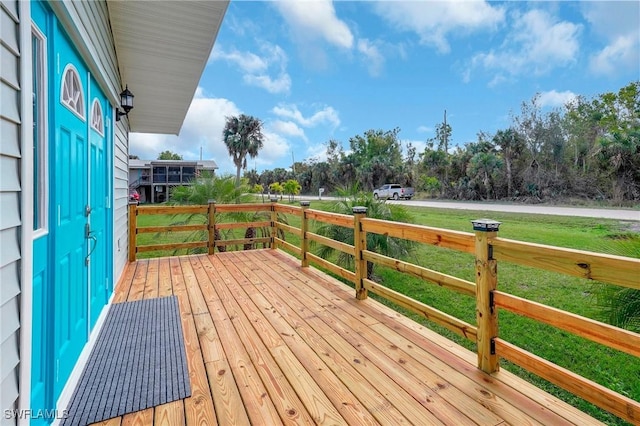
left=135, top=201, right=639, bottom=425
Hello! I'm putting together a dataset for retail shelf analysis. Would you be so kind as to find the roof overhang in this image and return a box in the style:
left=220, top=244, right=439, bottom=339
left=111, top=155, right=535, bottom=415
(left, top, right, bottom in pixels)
left=107, top=0, right=228, bottom=135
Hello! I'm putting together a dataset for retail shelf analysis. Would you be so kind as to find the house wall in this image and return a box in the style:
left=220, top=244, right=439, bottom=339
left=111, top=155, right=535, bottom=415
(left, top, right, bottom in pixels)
left=0, top=0, right=23, bottom=422
left=0, top=0, right=130, bottom=422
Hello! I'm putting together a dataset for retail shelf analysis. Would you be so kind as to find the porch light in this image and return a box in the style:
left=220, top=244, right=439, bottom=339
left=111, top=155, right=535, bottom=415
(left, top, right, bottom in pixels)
left=115, top=85, right=134, bottom=121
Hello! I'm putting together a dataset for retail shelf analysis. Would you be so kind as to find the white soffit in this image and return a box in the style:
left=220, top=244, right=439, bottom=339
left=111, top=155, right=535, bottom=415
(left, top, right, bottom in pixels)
left=107, top=0, right=228, bottom=134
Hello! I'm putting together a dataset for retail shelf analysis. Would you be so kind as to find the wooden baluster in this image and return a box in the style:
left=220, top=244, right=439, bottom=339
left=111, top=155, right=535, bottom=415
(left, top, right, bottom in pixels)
left=473, top=218, right=501, bottom=374
left=300, top=201, right=310, bottom=267
left=128, top=201, right=138, bottom=262
left=353, top=206, right=368, bottom=300
left=208, top=199, right=216, bottom=255
left=270, top=197, right=278, bottom=250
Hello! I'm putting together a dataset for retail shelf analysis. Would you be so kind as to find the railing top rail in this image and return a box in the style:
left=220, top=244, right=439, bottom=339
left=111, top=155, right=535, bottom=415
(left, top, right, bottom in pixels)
left=361, top=217, right=476, bottom=254
left=214, top=203, right=272, bottom=212
left=136, top=205, right=208, bottom=215
left=490, top=237, right=640, bottom=289
left=306, top=208, right=354, bottom=228
left=274, top=204, right=303, bottom=215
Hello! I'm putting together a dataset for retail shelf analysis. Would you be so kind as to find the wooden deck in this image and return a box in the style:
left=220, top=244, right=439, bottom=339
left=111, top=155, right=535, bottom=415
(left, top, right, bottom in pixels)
left=93, top=249, right=603, bottom=426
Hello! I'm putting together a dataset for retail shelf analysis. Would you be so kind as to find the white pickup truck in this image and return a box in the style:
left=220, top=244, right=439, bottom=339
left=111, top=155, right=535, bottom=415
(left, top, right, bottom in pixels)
left=373, top=184, right=415, bottom=200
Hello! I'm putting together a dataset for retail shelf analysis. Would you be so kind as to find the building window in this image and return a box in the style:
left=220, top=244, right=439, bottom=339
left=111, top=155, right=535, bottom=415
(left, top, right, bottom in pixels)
left=91, top=98, right=104, bottom=135
left=60, top=64, right=85, bottom=119
left=168, top=166, right=181, bottom=183
left=153, top=166, right=167, bottom=183
left=32, top=25, right=48, bottom=235
left=182, top=166, right=195, bottom=182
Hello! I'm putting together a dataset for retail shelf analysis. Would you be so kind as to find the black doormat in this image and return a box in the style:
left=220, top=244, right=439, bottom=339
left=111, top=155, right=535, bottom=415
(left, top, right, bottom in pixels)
left=62, top=296, right=191, bottom=425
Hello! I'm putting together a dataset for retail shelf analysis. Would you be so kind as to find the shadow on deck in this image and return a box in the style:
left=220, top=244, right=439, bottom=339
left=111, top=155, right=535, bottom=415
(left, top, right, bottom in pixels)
left=93, top=249, right=601, bottom=426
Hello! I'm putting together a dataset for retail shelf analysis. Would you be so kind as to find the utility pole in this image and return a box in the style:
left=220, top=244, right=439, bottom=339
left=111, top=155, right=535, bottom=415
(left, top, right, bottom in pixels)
left=444, top=109, right=448, bottom=154
left=443, top=109, right=448, bottom=196
left=291, top=151, right=296, bottom=176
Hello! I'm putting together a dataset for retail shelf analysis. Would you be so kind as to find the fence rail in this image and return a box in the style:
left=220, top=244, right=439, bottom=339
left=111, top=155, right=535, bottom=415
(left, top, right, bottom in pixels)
left=128, top=200, right=640, bottom=423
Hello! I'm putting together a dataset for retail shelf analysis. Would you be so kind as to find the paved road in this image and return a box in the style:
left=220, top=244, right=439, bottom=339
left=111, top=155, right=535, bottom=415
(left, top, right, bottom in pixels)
left=386, top=200, right=640, bottom=221
left=287, top=195, right=639, bottom=221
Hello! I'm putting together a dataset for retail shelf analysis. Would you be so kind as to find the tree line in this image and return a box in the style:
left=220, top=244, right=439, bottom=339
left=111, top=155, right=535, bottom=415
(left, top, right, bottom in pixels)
left=246, top=81, right=639, bottom=204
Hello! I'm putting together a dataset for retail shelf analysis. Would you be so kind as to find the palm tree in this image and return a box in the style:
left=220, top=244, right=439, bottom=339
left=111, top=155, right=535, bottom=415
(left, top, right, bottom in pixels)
left=493, top=128, right=523, bottom=198
left=169, top=173, right=261, bottom=253
left=595, top=286, right=640, bottom=333
left=593, top=240, right=640, bottom=333
left=315, top=186, right=415, bottom=279
left=222, top=114, right=264, bottom=186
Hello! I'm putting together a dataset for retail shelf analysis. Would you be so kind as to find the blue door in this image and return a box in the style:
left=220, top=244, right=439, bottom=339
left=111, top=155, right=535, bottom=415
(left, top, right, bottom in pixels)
left=88, top=86, right=112, bottom=328
left=53, top=33, right=90, bottom=399
left=31, top=3, right=114, bottom=420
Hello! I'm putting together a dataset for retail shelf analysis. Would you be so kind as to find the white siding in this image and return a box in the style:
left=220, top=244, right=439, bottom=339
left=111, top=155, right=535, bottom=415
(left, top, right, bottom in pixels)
left=114, top=123, right=129, bottom=279
left=0, top=0, right=21, bottom=422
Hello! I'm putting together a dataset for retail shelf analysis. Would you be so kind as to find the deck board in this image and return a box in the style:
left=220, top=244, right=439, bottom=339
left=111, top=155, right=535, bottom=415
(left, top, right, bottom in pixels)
left=91, top=250, right=605, bottom=426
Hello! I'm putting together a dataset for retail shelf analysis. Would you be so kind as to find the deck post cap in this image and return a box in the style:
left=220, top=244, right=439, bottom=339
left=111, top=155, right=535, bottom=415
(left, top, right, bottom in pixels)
left=352, top=206, right=367, bottom=214
left=270, top=197, right=279, bottom=202
left=471, top=219, right=501, bottom=232
left=207, top=199, right=216, bottom=204
left=300, top=201, right=310, bottom=207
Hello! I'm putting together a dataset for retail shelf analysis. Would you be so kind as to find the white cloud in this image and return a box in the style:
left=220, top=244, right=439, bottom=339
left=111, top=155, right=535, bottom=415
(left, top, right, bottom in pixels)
left=469, top=9, right=581, bottom=82
left=272, top=104, right=340, bottom=129
left=209, top=46, right=266, bottom=73
left=416, top=125, right=432, bottom=134
left=243, top=73, right=292, bottom=94
left=402, top=139, right=427, bottom=158
left=224, top=13, right=258, bottom=38
left=130, top=91, right=241, bottom=173
left=271, top=120, right=307, bottom=141
left=210, top=43, right=291, bottom=94
left=130, top=92, right=294, bottom=173
left=512, top=10, right=581, bottom=69
left=357, top=38, right=385, bottom=77
left=373, top=1, right=505, bottom=53
left=582, top=2, right=639, bottom=39
left=257, top=130, right=291, bottom=169
left=537, top=90, right=578, bottom=109
left=304, top=143, right=330, bottom=163
left=582, top=2, right=639, bottom=76
left=590, top=35, right=639, bottom=76
left=273, top=0, right=354, bottom=49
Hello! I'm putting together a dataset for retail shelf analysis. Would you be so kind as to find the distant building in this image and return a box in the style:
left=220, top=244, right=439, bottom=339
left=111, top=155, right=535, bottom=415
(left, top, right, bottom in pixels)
left=129, top=159, right=218, bottom=203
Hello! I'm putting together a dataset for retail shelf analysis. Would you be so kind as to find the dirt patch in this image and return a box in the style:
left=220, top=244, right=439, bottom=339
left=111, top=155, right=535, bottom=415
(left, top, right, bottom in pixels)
left=620, top=221, right=640, bottom=233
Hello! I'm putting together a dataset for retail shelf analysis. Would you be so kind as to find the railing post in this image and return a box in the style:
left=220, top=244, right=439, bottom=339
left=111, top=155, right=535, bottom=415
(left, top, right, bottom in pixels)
left=353, top=206, right=368, bottom=300
left=208, top=199, right=216, bottom=255
left=300, top=201, right=310, bottom=267
left=128, top=201, right=138, bottom=262
left=270, top=197, right=278, bottom=250
left=472, top=218, right=501, bottom=374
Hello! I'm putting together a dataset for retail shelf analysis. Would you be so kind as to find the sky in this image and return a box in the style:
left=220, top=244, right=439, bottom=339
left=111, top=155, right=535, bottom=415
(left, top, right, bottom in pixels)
left=130, top=1, right=640, bottom=175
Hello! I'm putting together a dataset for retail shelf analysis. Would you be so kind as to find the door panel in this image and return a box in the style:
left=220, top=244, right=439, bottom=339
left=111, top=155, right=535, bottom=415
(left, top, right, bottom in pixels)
left=53, top=121, right=88, bottom=398
left=89, top=94, right=109, bottom=327
left=52, top=26, right=89, bottom=400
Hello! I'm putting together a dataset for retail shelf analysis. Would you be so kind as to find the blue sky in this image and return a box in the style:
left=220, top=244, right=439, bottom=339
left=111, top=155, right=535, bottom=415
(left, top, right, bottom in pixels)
left=130, top=1, right=639, bottom=175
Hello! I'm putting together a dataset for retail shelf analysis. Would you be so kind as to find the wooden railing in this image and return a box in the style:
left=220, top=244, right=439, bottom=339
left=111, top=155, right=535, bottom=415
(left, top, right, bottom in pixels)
left=129, top=200, right=640, bottom=423
left=128, top=200, right=275, bottom=261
